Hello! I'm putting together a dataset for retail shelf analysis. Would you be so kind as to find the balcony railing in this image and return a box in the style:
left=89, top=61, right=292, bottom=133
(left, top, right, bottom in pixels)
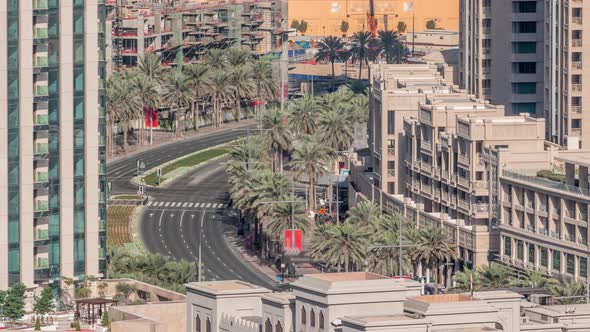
left=572, top=106, right=582, bottom=113
left=34, top=56, right=48, bottom=68
left=572, top=61, right=582, bottom=69
left=572, top=39, right=583, bottom=47
left=572, top=84, right=582, bottom=92
left=35, top=258, right=49, bottom=269
left=35, top=85, right=49, bottom=97
left=34, top=200, right=49, bottom=212
left=34, top=172, right=49, bottom=183
left=572, top=17, right=583, bottom=25
left=387, top=169, right=396, bottom=176
left=503, top=170, right=590, bottom=198
left=34, top=28, right=48, bottom=39
left=458, top=198, right=470, bottom=210
left=34, top=143, right=49, bottom=155
left=387, top=147, right=395, bottom=155
left=34, top=114, right=49, bottom=126
left=422, top=141, right=433, bottom=152
left=458, top=176, right=470, bottom=188
left=473, top=203, right=489, bottom=213
left=35, top=229, right=49, bottom=241
left=458, top=153, right=470, bottom=165
left=34, top=0, right=48, bottom=9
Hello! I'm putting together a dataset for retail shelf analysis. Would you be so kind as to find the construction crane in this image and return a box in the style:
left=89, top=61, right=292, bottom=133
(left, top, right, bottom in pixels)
left=367, top=0, right=376, bottom=38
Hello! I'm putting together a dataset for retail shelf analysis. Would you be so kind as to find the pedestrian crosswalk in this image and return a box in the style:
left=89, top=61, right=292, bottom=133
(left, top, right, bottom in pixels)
left=146, top=201, right=228, bottom=209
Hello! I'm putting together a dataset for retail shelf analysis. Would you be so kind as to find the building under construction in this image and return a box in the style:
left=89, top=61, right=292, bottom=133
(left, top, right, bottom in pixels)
left=106, top=0, right=284, bottom=71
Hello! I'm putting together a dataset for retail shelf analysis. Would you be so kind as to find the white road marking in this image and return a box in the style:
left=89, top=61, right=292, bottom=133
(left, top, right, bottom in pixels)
left=206, top=203, right=211, bottom=208
left=158, top=209, right=166, bottom=227
left=188, top=203, right=194, bottom=207
left=170, top=202, right=176, bottom=207
left=164, top=202, right=170, bottom=207
left=146, top=201, right=153, bottom=206
left=158, top=202, right=164, bottom=207
left=183, top=202, right=188, bottom=207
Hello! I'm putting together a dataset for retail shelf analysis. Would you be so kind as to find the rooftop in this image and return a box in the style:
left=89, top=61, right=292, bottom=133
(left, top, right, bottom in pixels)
left=185, top=280, right=271, bottom=296
left=308, top=272, right=389, bottom=281
left=413, top=294, right=476, bottom=303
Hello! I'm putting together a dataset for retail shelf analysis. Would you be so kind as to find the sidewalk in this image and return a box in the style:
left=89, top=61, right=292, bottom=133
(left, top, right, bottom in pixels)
left=225, top=228, right=321, bottom=282
left=107, top=119, right=258, bottom=164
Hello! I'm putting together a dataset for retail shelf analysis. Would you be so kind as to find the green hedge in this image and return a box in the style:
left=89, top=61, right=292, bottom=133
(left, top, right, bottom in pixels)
left=537, top=170, right=566, bottom=183
left=143, top=148, right=227, bottom=186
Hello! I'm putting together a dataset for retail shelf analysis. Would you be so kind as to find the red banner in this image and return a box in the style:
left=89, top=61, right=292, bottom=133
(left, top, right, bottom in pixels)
left=284, top=229, right=302, bottom=252
left=144, top=108, right=158, bottom=128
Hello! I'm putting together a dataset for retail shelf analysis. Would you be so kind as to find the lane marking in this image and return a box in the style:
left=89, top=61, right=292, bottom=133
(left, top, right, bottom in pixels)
left=158, top=209, right=166, bottom=227
left=164, top=202, right=170, bottom=207
left=171, top=202, right=176, bottom=207
left=146, top=201, right=153, bottom=206
left=206, top=203, right=211, bottom=208
left=188, top=203, right=194, bottom=207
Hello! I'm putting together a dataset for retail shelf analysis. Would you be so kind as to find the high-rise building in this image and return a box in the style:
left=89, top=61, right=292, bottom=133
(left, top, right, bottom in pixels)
left=0, top=0, right=107, bottom=290
left=459, top=0, right=545, bottom=118
left=544, top=0, right=589, bottom=149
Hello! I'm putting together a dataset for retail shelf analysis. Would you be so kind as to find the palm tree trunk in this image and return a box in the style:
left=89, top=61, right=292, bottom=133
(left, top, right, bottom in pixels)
left=123, top=121, right=129, bottom=151
left=331, top=60, right=336, bottom=88
left=309, top=177, right=315, bottom=211
left=193, top=98, right=198, bottom=131
left=434, top=261, right=440, bottom=295
left=358, top=61, right=363, bottom=81
left=236, top=98, right=241, bottom=123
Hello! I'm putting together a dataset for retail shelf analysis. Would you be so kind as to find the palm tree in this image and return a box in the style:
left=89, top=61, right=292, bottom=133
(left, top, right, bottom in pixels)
left=350, top=31, right=373, bottom=80
left=549, top=280, right=587, bottom=304
left=204, top=48, right=227, bottom=70
left=367, top=231, right=409, bottom=277
left=262, top=107, right=291, bottom=172
left=230, top=65, right=255, bottom=122
left=288, top=95, right=320, bottom=135
left=267, top=197, right=310, bottom=240
left=208, top=70, right=234, bottom=127
left=310, top=223, right=368, bottom=272
left=314, top=36, right=346, bottom=82
left=319, top=110, right=353, bottom=151
left=184, top=64, right=211, bottom=131
left=412, top=226, right=457, bottom=294
left=350, top=94, right=369, bottom=123
left=289, top=136, right=332, bottom=210
left=138, top=52, right=165, bottom=85
left=226, top=48, right=251, bottom=67
left=378, top=30, right=408, bottom=64
left=451, top=267, right=478, bottom=292
left=511, top=270, right=560, bottom=289
left=131, top=73, right=159, bottom=145
left=251, top=59, right=277, bottom=116
left=346, top=201, right=382, bottom=228
left=106, top=75, right=141, bottom=152
left=477, top=263, right=512, bottom=290
left=161, top=71, right=191, bottom=137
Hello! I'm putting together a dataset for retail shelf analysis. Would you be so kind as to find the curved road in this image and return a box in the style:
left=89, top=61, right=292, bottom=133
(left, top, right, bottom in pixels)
left=108, top=127, right=278, bottom=289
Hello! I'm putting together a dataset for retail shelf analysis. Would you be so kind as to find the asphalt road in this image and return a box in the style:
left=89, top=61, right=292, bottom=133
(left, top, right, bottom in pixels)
left=107, top=127, right=255, bottom=194
left=108, top=126, right=278, bottom=289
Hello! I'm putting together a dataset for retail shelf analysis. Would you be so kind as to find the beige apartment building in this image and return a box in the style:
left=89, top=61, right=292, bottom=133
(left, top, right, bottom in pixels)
left=365, top=63, right=590, bottom=280
left=185, top=272, right=590, bottom=332
left=499, top=153, right=590, bottom=282
left=459, top=0, right=545, bottom=118
left=0, top=0, right=107, bottom=290
left=544, top=0, right=590, bottom=149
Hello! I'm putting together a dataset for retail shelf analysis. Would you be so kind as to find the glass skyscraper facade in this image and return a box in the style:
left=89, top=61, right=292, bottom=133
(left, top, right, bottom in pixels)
left=0, top=0, right=107, bottom=290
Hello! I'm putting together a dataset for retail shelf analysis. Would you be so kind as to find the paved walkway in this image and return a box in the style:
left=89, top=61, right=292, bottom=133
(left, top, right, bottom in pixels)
left=107, top=119, right=258, bottom=164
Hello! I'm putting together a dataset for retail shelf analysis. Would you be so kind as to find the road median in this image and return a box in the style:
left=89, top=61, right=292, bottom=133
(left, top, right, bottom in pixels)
left=133, top=144, right=229, bottom=188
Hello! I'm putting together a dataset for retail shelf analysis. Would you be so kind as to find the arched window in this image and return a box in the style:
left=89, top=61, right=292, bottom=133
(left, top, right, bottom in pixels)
left=276, top=321, right=283, bottom=332
left=310, top=309, right=316, bottom=327
left=265, top=318, right=272, bottom=332
left=195, top=315, right=201, bottom=332
left=206, top=318, right=211, bottom=332
left=301, top=306, right=307, bottom=325
left=319, top=311, right=325, bottom=330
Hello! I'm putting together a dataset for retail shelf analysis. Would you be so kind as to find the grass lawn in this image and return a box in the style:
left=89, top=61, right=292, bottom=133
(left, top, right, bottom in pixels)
left=143, top=148, right=227, bottom=186
left=107, top=205, right=135, bottom=248
left=112, top=194, right=143, bottom=200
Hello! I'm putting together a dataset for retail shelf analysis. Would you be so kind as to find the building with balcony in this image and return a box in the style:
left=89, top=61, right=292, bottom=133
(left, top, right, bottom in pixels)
left=370, top=63, right=462, bottom=196
left=544, top=0, right=590, bottom=149
left=459, top=0, right=545, bottom=117
left=0, top=1, right=107, bottom=291
left=105, top=0, right=280, bottom=71
left=499, top=152, right=590, bottom=281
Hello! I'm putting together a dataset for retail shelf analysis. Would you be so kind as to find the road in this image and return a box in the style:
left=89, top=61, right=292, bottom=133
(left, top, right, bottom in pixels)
left=109, top=126, right=278, bottom=290
left=107, top=127, right=254, bottom=194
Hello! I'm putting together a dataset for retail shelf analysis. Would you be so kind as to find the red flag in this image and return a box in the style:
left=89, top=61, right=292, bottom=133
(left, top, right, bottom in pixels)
left=284, top=229, right=302, bottom=253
